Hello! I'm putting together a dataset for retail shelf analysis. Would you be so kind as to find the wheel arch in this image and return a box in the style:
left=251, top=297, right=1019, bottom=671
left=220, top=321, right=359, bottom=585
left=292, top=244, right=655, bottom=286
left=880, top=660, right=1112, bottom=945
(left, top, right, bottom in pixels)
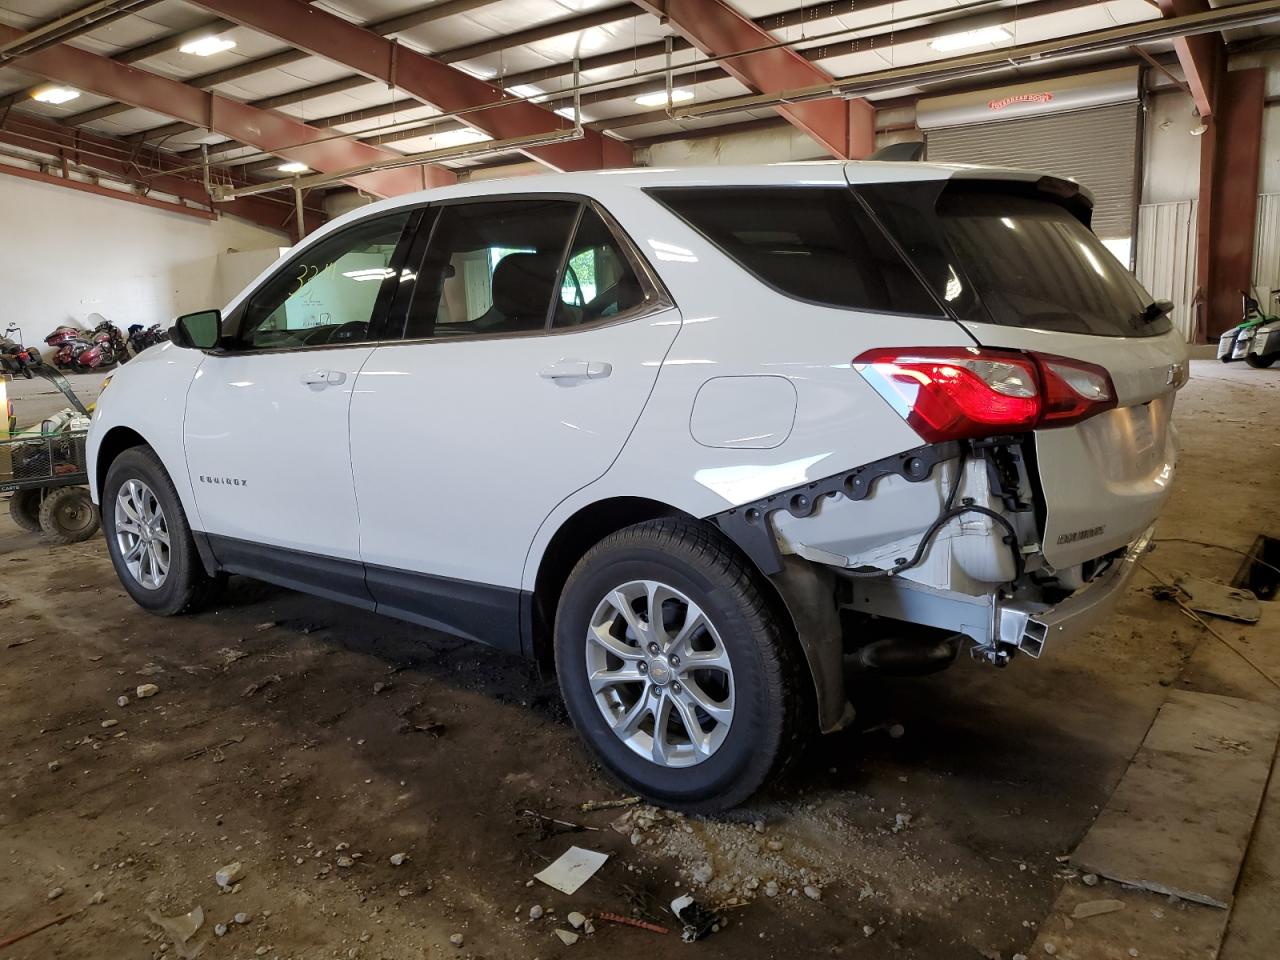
left=94, top=425, right=150, bottom=503
left=528, top=496, right=833, bottom=731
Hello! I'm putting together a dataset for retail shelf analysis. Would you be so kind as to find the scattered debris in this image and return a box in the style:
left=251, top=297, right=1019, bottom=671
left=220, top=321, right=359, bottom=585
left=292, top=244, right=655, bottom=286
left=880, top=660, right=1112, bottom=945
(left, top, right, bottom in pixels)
left=1071, top=899, right=1125, bottom=920
left=5, top=637, right=35, bottom=649
left=893, top=812, right=913, bottom=833
left=135, top=683, right=159, bottom=699
left=529, top=905, right=544, bottom=920
left=449, top=933, right=464, bottom=947
left=534, top=846, right=609, bottom=895
left=373, top=681, right=389, bottom=694
left=521, top=809, right=599, bottom=835
left=216, top=862, right=245, bottom=888
left=47, top=887, right=63, bottom=901
left=567, top=911, right=587, bottom=930
left=234, top=913, right=251, bottom=925
left=100, top=719, right=118, bottom=729
left=116, top=695, right=129, bottom=707
left=47, top=759, right=61, bottom=772
left=579, top=796, right=641, bottom=813
left=0, top=907, right=83, bottom=950
left=1082, top=874, right=1099, bottom=887
left=803, top=884, right=822, bottom=901
left=217, top=648, right=249, bottom=666
left=555, top=929, right=580, bottom=945
left=254, top=622, right=276, bottom=632
left=671, top=894, right=724, bottom=942
left=1172, top=573, right=1260, bottom=623
left=241, top=675, right=281, bottom=698
left=389, top=853, right=407, bottom=866
left=336, top=855, right=355, bottom=869
left=89, top=891, right=105, bottom=905
left=147, top=905, right=204, bottom=946
left=184, top=735, right=244, bottom=762
left=214, top=923, right=228, bottom=937
left=692, top=863, right=714, bottom=885
left=596, top=912, right=668, bottom=935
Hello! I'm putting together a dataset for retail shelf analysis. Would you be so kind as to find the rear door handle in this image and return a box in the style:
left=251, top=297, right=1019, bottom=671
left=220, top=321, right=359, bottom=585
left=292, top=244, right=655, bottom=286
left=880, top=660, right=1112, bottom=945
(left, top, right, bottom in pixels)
left=539, top=359, right=612, bottom=381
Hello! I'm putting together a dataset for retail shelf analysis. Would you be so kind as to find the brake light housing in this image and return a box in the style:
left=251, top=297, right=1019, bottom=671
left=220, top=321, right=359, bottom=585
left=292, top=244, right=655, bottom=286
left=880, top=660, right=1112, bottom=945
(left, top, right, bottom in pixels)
left=853, top=347, right=1116, bottom=443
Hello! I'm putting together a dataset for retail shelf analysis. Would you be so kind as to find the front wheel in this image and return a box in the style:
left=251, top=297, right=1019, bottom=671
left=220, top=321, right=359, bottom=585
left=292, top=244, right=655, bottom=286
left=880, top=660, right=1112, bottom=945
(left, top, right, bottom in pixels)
left=103, top=447, right=222, bottom=615
left=554, top=519, right=806, bottom=813
left=1246, top=353, right=1277, bottom=369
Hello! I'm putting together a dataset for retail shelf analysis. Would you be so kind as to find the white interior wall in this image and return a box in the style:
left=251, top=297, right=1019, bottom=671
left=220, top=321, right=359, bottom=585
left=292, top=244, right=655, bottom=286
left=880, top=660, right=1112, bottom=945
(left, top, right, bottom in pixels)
left=0, top=174, right=287, bottom=346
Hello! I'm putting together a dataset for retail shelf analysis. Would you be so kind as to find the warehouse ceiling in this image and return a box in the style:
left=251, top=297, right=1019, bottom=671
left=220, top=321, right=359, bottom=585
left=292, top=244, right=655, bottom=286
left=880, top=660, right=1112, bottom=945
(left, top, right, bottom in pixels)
left=0, top=0, right=1276, bottom=220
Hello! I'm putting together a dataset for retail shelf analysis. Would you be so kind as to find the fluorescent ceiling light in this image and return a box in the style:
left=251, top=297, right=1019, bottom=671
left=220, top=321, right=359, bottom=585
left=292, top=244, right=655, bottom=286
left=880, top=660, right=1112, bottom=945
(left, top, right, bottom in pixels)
left=30, top=85, right=80, bottom=105
left=277, top=161, right=309, bottom=173
left=179, top=36, right=237, bottom=56
left=434, top=128, right=492, bottom=148
left=634, top=88, right=694, bottom=108
left=928, top=25, right=1011, bottom=52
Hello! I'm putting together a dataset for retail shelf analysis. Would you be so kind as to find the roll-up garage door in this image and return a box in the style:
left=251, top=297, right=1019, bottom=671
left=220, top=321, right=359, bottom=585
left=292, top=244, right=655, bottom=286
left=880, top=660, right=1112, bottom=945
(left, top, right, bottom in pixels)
left=925, top=103, right=1140, bottom=241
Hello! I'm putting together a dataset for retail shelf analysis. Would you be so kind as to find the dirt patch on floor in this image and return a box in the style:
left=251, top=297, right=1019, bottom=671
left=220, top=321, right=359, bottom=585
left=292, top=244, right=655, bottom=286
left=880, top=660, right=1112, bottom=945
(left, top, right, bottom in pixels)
left=1, top=361, right=1277, bottom=959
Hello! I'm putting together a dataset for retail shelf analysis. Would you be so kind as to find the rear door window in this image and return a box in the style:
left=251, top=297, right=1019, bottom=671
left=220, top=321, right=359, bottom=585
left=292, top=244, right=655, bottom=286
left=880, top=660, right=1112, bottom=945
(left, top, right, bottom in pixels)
left=647, top=187, right=941, bottom=316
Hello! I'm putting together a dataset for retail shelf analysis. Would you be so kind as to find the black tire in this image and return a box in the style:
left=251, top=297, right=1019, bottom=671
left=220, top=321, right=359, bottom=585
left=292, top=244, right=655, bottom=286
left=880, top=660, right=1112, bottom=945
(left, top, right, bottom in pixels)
left=38, top=486, right=100, bottom=544
left=8, top=489, right=42, bottom=533
left=554, top=518, right=806, bottom=813
left=1246, top=353, right=1276, bottom=369
left=102, top=446, right=221, bottom=616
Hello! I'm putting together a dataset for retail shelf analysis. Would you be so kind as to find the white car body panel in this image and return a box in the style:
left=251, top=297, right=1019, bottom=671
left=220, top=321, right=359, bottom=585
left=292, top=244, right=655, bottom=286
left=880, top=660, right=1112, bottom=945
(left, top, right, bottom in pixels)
left=350, top=308, right=682, bottom=590
left=183, top=347, right=376, bottom=559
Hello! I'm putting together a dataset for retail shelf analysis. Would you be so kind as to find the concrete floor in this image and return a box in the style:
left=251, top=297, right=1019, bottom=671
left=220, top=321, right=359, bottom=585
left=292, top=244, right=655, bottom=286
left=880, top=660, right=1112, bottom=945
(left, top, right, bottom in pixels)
left=0, top=360, right=1276, bottom=959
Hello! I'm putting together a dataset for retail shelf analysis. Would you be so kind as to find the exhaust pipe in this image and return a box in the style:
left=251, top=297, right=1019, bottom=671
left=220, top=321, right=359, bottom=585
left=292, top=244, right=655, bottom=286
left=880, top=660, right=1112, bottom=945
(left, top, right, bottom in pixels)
left=848, top=633, right=962, bottom=677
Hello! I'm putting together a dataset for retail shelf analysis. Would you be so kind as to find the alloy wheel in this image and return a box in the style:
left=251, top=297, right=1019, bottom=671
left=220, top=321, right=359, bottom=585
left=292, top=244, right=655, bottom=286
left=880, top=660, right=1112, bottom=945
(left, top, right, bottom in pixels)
left=585, top=579, right=734, bottom=768
left=114, top=479, right=170, bottom=590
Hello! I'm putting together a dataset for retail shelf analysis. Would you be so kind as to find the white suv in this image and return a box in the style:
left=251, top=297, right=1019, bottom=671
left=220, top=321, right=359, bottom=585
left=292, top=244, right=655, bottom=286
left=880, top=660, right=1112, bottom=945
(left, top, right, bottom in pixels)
left=88, top=163, right=1187, bottom=810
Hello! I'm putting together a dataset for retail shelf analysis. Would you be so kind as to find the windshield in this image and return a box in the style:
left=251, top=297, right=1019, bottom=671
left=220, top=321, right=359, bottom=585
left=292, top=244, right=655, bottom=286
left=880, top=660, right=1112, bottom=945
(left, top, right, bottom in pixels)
left=859, top=181, right=1168, bottom=338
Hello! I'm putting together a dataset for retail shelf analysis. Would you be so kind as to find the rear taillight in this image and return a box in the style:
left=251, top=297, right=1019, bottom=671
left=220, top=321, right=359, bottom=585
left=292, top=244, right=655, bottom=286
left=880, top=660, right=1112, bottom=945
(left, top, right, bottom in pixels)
left=853, top=347, right=1116, bottom=442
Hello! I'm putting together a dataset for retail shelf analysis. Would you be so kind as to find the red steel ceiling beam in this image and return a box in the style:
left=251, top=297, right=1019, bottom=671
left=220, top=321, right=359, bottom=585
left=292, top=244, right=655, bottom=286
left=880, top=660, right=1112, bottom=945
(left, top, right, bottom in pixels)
left=629, top=0, right=874, bottom=159
left=1156, top=0, right=1221, bottom=119
left=0, top=112, right=321, bottom=233
left=183, top=0, right=632, bottom=171
left=0, top=22, right=454, bottom=197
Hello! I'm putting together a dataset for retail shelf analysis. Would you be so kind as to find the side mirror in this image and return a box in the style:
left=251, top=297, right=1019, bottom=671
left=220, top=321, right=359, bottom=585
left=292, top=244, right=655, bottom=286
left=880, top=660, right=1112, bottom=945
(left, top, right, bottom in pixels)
left=171, top=309, right=222, bottom=350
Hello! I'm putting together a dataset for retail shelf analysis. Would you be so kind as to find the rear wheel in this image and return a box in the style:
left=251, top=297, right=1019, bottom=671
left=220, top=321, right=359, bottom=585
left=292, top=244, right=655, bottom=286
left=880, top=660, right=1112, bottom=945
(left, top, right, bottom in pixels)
left=38, top=487, right=99, bottom=543
left=103, top=447, right=221, bottom=615
left=8, top=489, right=42, bottom=533
left=554, top=518, right=805, bottom=812
left=1246, top=353, right=1276, bottom=369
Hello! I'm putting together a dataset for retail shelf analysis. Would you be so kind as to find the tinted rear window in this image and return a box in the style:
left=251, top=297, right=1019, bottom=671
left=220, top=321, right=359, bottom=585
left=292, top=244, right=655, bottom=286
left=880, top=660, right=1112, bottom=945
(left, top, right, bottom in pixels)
left=860, top=182, right=1167, bottom=338
left=647, top=187, right=941, bottom=316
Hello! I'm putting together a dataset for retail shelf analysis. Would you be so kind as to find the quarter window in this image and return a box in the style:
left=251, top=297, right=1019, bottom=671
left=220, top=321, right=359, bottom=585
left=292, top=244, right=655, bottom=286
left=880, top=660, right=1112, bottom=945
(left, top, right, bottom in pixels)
left=553, top=207, right=648, bottom=329
left=235, top=212, right=411, bottom=350
left=647, top=187, right=940, bottom=316
left=404, top=199, right=579, bottom=339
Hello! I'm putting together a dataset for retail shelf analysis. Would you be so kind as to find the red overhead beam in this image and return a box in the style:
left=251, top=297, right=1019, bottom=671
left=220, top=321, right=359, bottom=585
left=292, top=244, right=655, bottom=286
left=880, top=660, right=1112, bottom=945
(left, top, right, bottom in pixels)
left=629, top=0, right=874, bottom=159
left=1156, top=0, right=1221, bottom=118
left=0, top=161, right=217, bottom=221
left=184, top=0, right=632, bottom=172
left=0, top=112, right=321, bottom=234
left=0, top=22, right=455, bottom=197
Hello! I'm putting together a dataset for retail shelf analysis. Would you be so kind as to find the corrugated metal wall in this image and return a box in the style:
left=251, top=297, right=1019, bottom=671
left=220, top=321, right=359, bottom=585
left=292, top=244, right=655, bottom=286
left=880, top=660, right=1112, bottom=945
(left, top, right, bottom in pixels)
left=924, top=103, right=1140, bottom=240
left=1135, top=199, right=1198, bottom=342
left=1254, top=193, right=1280, bottom=298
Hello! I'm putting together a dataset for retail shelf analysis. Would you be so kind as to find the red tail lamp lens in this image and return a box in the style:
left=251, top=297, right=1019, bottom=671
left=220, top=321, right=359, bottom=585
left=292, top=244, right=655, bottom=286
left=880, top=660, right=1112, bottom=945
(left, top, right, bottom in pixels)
left=853, top=347, right=1115, bottom=442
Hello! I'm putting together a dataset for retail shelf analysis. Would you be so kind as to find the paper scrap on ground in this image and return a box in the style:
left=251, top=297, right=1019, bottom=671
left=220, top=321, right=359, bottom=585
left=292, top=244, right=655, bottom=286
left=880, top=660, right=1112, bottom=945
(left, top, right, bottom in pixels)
left=534, top=846, right=609, bottom=895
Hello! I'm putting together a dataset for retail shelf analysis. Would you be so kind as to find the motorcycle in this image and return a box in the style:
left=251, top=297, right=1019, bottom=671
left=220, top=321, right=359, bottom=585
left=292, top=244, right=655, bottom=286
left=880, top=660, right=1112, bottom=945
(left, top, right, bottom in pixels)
left=1, top=322, right=43, bottom=379
left=93, top=318, right=130, bottom=364
left=45, top=327, right=115, bottom=372
left=127, top=323, right=166, bottom=355
left=1217, top=290, right=1280, bottom=369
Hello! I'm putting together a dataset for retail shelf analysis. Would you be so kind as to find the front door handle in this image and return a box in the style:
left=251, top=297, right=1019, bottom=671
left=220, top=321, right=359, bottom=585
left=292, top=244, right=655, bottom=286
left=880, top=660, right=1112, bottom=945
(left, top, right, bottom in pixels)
left=539, top=359, right=612, bottom=381
left=301, top=369, right=346, bottom=386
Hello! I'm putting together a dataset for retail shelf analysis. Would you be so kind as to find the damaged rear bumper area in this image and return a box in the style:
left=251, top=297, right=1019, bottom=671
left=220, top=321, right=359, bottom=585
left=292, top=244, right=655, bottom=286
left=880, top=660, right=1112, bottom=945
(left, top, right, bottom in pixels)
left=845, top=524, right=1153, bottom=665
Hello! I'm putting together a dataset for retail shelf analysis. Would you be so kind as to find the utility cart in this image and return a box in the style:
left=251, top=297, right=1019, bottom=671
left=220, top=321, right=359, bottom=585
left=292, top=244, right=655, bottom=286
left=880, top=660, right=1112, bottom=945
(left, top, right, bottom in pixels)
left=1, top=368, right=100, bottom=543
